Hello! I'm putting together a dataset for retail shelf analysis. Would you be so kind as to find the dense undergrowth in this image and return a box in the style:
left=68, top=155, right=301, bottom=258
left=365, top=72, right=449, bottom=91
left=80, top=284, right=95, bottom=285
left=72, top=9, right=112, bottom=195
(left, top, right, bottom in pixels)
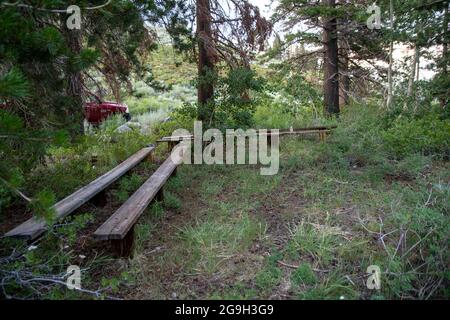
left=0, top=98, right=448, bottom=299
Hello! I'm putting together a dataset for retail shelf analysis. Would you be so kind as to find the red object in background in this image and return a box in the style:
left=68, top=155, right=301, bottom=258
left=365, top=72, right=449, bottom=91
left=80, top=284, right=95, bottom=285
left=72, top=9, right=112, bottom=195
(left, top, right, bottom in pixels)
left=84, top=94, right=130, bottom=126
left=1, top=95, right=130, bottom=125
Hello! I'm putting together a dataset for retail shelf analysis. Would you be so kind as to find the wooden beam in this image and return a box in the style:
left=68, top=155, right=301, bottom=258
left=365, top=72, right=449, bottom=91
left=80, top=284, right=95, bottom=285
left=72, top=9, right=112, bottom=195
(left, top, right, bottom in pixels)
left=5, top=146, right=155, bottom=240
left=156, top=126, right=336, bottom=144
left=110, top=225, right=135, bottom=258
left=94, top=143, right=188, bottom=241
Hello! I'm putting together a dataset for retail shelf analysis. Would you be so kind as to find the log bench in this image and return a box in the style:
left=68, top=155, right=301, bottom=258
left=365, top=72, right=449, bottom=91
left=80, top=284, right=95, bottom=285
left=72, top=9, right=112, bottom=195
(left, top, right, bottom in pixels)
left=279, top=129, right=332, bottom=141
left=156, top=126, right=336, bottom=147
left=93, top=142, right=189, bottom=257
left=4, top=145, right=155, bottom=241
left=157, top=135, right=193, bottom=152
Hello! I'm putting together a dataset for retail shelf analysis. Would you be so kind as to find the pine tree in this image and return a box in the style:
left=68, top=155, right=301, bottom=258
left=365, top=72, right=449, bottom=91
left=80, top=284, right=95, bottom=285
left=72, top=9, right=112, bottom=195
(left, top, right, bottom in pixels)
left=274, top=0, right=389, bottom=115
left=0, top=0, right=186, bottom=214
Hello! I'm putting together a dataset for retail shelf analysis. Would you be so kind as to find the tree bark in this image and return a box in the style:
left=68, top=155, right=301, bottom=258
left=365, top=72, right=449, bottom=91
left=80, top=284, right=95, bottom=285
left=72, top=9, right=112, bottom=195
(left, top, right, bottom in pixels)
left=63, top=26, right=84, bottom=136
left=386, top=0, right=394, bottom=109
left=322, top=0, right=340, bottom=117
left=197, top=0, right=215, bottom=122
left=406, top=44, right=419, bottom=98
left=440, top=3, right=449, bottom=108
left=404, top=44, right=419, bottom=110
left=339, top=38, right=350, bottom=108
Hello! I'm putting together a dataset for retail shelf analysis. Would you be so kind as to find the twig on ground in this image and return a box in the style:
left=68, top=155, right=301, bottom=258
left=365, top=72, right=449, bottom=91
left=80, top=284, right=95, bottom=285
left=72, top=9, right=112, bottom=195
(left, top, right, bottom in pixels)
left=277, top=260, right=330, bottom=273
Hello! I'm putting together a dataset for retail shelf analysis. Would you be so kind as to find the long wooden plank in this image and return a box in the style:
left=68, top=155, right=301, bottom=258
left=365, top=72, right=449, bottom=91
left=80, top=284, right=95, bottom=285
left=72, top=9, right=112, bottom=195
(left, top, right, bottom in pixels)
left=5, top=146, right=155, bottom=240
left=94, top=143, right=188, bottom=240
left=280, top=129, right=331, bottom=136
left=279, top=125, right=337, bottom=133
left=157, top=135, right=194, bottom=142
left=157, top=126, right=336, bottom=142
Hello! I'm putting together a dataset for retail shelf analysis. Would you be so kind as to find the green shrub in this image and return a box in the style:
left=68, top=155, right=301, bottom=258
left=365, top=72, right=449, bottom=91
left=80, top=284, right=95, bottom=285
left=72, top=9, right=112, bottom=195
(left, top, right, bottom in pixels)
left=383, top=114, right=450, bottom=158
left=114, top=174, right=145, bottom=202
left=392, top=154, right=431, bottom=180
left=59, top=213, right=94, bottom=244
left=0, top=183, right=13, bottom=216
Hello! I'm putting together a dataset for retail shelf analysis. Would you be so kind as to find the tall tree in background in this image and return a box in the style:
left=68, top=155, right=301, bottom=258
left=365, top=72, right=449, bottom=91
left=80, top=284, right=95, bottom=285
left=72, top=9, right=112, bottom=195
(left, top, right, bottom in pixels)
left=196, top=0, right=216, bottom=121
left=0, top=0, right=185, bottom=203
left=322, top=0, right=340, bottom=116
left=273, top=0, right=389, bottom=116
left=191, top=0, right=271, bottom=123
left=62, top=20, right=84, bottom=135
left=338, top=37, right=350, bottom=108
left=0, top=1, right=160, bottom=133
left=441, top=2, right=449, bottom=108
left=382, top=0, right=449, bottom=110
left=386, top=0, right=394, bottom=109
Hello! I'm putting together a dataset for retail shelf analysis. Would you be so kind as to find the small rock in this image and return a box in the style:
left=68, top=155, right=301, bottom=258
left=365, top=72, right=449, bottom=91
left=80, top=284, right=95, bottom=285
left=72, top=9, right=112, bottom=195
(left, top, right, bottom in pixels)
left=79, top=255, right=86, bottom=259
left=127, top=122, right=141, bottom=129
left=27, top=245, right=38, bottom=251
left=171, top=292, right=177, bottom=299
left=115, top=124, right=132, bottom=133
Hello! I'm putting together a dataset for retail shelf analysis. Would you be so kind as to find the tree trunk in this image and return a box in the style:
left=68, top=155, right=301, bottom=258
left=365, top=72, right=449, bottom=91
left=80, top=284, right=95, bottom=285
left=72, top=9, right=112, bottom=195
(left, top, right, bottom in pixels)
left=197, top=0, right=215, bottom=122
left=339, top=38, right=350, bottom=108
left=386, top=0, right=394, bottom=109
left=109, top=74, right=122, bottom=103
left=440, top=3, right=449, bottom=108
left=404, top=45, right=419, bottom=110
left=322, top=0, right=340, bottom=117
left=63, top=26, right=84, bottom=136
left=416, top=52, right=420, bottom=82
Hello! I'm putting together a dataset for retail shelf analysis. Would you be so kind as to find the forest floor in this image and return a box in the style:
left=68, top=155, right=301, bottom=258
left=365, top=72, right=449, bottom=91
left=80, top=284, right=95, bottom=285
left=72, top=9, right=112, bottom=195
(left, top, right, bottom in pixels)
left=1, top=132, right=447, bottom=300
left=113, top=135, right=448, bottom=300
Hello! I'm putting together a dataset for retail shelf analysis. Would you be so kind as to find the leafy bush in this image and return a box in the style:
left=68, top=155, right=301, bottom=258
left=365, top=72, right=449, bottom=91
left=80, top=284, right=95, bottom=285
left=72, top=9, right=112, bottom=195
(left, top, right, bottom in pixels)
left=114, top=174, right=145, bottom=202
left=124, top=80, right=196, bottom=116
left=382, top=114, right=450, bottom=158
left=392, top=154, right=431, bottom=180
left=26, top=125, right=149, bottom=200
left=133, top=109, right=170, bottom=134
left=151, top=104, right=197, bottom=138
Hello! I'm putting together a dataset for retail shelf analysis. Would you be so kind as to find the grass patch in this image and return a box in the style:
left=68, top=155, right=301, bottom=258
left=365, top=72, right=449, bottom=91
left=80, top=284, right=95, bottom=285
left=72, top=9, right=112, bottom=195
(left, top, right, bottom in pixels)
left=291, top=263, right=317, bottom=286
left=180, top=213, right=262, bottom=274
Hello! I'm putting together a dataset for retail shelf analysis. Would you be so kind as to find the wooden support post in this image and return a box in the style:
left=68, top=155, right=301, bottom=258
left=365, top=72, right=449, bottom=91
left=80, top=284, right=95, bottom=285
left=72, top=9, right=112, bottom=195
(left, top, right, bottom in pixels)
left=110, top=225, right=135, bottom=258
left=90, top=189, right=107, bottom=207
left=145, top=144, right=155, bottom=162
left=91, top=155, right=98, bottom=166
left=319, top=132, right=324, bottom=142
left=156, top=187, right=164, bottom=202
left=168, top=141, right=177, bottom=152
